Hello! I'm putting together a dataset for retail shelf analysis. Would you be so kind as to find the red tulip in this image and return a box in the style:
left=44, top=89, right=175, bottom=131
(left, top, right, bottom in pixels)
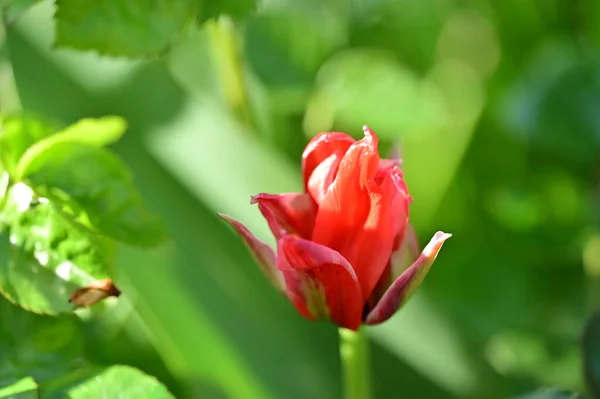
left=219, top=126, right=451, bottom=330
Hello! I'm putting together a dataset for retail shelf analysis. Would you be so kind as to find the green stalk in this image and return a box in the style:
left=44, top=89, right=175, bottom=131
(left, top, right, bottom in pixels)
left=339, top=327, right=373, bottom=399
left=205, top=16, right=253, bottom=130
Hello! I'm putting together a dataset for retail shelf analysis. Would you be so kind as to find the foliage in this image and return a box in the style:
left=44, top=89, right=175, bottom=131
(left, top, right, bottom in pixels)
left=1, top=0, right=600, bottom=397
left=0, top=112, right=169, bottom=391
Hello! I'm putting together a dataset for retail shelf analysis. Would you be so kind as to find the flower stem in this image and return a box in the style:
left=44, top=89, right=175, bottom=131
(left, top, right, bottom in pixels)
left=339, top=327, right=372, bottom=399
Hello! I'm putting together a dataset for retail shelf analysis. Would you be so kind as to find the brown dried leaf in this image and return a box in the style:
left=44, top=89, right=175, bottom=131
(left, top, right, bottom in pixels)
left=69, top=279, right=121, bottom=308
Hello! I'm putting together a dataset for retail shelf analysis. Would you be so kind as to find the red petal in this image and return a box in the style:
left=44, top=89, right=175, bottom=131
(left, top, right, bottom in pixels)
left=251, top=193, right=317, bottom=240
left=365, top=231, right=452, bottom=325
left=277, top=235, right=363, bottom=330
left=312, top=127, right=408, bottom=300
left=377, top=159, right=402, bottom=180
left=218, top=213, right=284, bottom=291
left=306, top=153, right=343, bottom=205
left=302, top=132, right=354, bottom=196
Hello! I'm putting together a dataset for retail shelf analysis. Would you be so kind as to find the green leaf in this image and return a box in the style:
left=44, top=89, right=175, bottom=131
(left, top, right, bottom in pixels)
left=200, top=0, right=257, bottom=21
left=0, top=114, right=60, bottom=177
left=40, top=365, right=173, bottom=399
left=0, top=183, right=114, bottom=314
left=583, top=309, right=600, bottom=397
left=19, top=142, right=165, bottom=247
left=16, top=116, right=127, bottom=180
left=54, top=0, right=198, bottom=57
left=243, top=8, right=346, bottom=88
left=0, top=377, right=37, bottom=399
left=0, top=297, right=84, bottom=383
left=512, top=388, right=589, bottom=398
left=4, top=0, right=43, bottom=23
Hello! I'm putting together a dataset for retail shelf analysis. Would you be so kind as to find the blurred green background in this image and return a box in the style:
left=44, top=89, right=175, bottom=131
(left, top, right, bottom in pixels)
left=1, top=0, right=600, bottom=398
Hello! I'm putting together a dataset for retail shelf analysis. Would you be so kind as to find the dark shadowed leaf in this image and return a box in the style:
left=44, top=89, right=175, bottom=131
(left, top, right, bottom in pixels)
left=244, top=8, right=346, bottom=88
left=583, top=309, right=600, bottom=398
left=54, top=0, right=197, bottom=57
left=511, top=388, right=589, bottom=398
left=200, top=0, right=257, bottom=21
left=0, top=297, right=84, bottom=383
left=19, top=142, right=165, bottom=247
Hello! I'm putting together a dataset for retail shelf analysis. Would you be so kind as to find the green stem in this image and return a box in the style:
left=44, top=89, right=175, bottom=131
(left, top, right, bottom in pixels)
left=0, top=171, right=10, bottom=214
left=339, top=327, right=372, bottom=399
left=205, top=17, right=253, bottom=130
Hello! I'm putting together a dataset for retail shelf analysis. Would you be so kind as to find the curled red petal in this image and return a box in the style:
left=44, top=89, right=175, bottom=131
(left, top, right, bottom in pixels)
left=312, top=127, right=407, bottom=300
left=302, top=132, right=354, bottom=195
left=251, top=193, right=317, bottom=240
left=277, top=235, right=363, bottom=330
left=218, top=213, right=284, bottom=291
left=306, top=153, right=344, bottom=205
left=365, top=231, right=452, bottom=325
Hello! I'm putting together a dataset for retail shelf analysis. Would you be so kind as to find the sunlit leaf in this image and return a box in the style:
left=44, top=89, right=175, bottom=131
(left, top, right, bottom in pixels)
left=40, top=365, right=174, bottom=399
left=0, top=235, right=77, bottom=314
left=0, top=377, right=37, bottom=399
left=0, top=183, right=114, bottom=314
left=0, top=114, right=59, bottom=177
left=54, top=0, right=197, bottom=57
left=4, top=0, right=43, bottom=23
left=19, top=142, right=166, bottom=247
left=16, top=116, right=127, bottom=180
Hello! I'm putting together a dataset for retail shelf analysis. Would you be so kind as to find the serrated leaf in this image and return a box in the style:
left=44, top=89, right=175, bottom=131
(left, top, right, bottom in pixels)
left=54, top=0, right=198, bottom=57
left=39, top=365, right=173, bottom=399
left=0, top=183, right=114, bottom=314
left=19, top=142, right=165, bottom=247
left=0, top=377, right=37, bottom=399
left=16, top=116, right=127, bottom=180
left=200, top=0, right=257, bottom=21
left=0, top=114, right=60, bottom=177
left=583, top=310, right=600, bottom=398
left=0, top=236, right=78, bottom=314
left=0, top=298, right=84, bottom=383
